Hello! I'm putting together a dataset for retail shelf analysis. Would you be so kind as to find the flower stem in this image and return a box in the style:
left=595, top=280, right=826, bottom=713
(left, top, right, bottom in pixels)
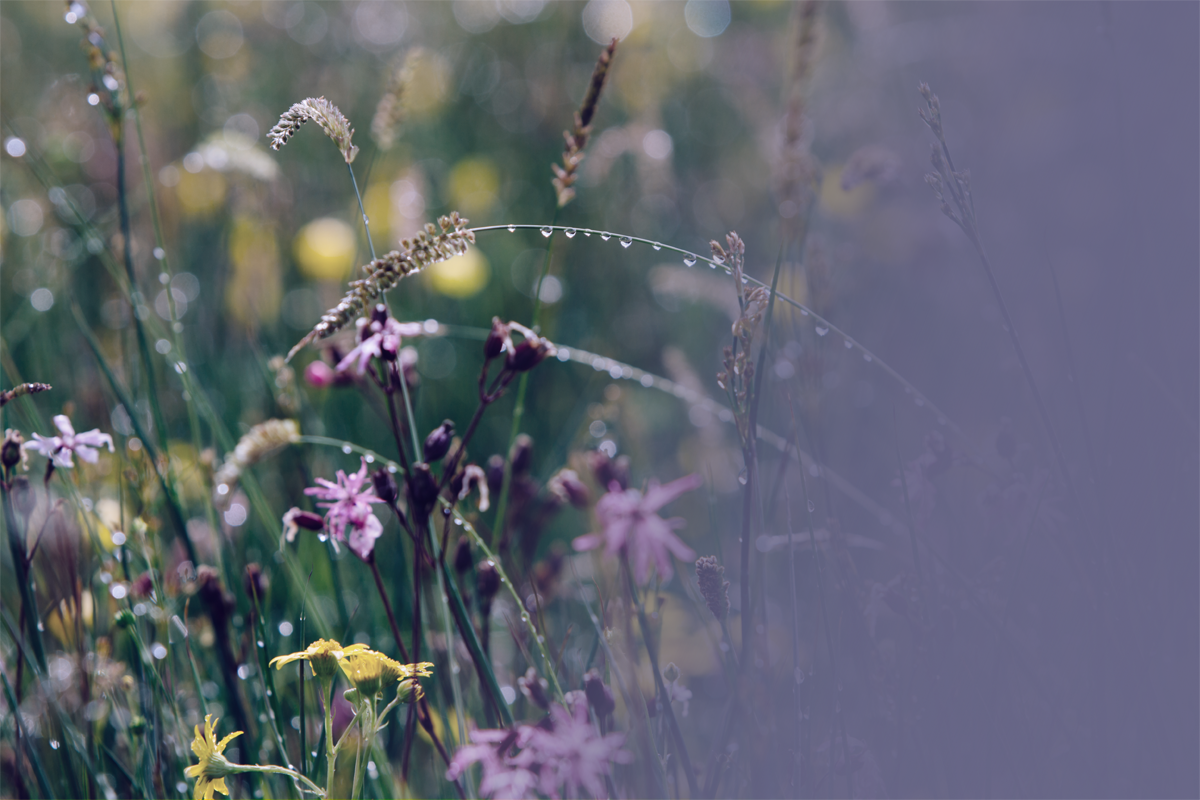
left=322, top=678, right=336, bottom=800
left=238, top=763, right=326, bottom=797
left=620, top=555, right=698, bottom=797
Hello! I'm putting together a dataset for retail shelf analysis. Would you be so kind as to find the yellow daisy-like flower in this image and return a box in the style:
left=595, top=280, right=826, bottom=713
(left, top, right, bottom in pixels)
left=268, top=638, right=370, bottom=680
left=340, top=650, right=435, bottom=698
left=184, top=714, right=242, bottom=800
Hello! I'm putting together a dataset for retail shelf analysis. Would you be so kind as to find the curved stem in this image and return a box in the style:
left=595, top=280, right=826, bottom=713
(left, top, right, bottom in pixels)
left=348, top=163, right=377, bottom=262
left=237, top=763, right=325, bottom=797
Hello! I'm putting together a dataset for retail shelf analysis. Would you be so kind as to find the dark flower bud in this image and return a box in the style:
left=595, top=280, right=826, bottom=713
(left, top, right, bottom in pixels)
left=195, top=565, right=234, bottom=620
left=371, top=303, right=389, bottom=327
left=129, top=715, right=147, bottom=736
left=454, top=536, right=473, bottom=574
left=507, top=339, right=551, bottom=372
left=548, top=468, right=590, bottom=509
left=114, top=609, right=136, bottom=629
left=484, top=317, right=510, bottom=361
left=407, top=462, right=439, bottom=517
left=131, top=570, right=155, bottom=598
left=584, top=669, right=616, bottom=717
left=244, top=563, right=269, bottom=603
left=372, top=468, right=398, bottom=505
left=1, top=429, right=24, bottom=470
left=423, top=420, right=455, bottom=462
left=509, top=434, right=534, bottom=476
left=476, top=558, right=501, bottom=601
left=518, top=667, right=551, bottom=710
left=695, top=556, right=730, bottom=621
left=486, top=454, right=506, bottom=495
left=10, top=476, right=34, bottom=516
left=588, top=450, right=629, bottom=490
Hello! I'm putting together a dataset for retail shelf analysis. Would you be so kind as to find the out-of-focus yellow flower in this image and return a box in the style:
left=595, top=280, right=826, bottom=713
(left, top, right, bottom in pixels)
left=226, top=216, right=282, bottom=325
left=427, top=248, right=490, bottom=298
left=293, top=217, right=358, bottom=281
left=45, top=592, right=93, bottom=648
left=447, top=157, right=499, bottom=217
left=269, top=638, right=369, bottom=681
left=819, top=164, right=876, bottom=219
left=176, top=169, right=227, bottom=218
left=184, top=714, right=242, bottom=800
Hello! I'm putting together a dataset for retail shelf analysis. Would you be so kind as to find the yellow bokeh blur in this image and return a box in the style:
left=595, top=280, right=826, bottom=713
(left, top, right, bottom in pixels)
left=447, top=157, right=500, bottom=218
left=226, top=216, right=282, bottom=324
left=426, top=248, right=491, bottom=298
left=819, top=164, right=877, bottom=219
left=362, top=184, right=392, bottom=244
left=176, top=169, right=227, bottom=218
left=405, top=51, right=451, bottom=118
left=293, top=217, right=358, bottom=281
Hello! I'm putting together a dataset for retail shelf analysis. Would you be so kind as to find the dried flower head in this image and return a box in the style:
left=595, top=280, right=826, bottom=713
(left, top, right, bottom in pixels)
left=286, top=213, right=474, bottom=361
left=552, top=38, right=618, bottom=207
left=212, top=419, right=299, bottom=500
left=695, top=555, right=730, bottom=620
left=372, top=48, right=424, bottom=151
left=268, top=96, right=359, bottom=163
left=0, top=382, right=51, bottom=408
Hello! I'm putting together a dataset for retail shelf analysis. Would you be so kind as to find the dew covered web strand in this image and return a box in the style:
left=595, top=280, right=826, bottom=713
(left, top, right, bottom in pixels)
left=472, top=224, right=962, bottom=439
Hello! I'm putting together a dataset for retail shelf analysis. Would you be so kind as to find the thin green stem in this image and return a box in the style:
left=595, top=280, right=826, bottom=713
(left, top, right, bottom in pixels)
left=322, top=679, right=336, bottom=800
left=237, top=763, right=325, bottom=797
left=347, top=162, right=378, bottom=262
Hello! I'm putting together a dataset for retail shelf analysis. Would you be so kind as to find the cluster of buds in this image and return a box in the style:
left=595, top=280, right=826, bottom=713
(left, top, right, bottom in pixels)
left=65, top=1, right=134, bottom=133
left=920, top=83, right=976, bottom=235
left=484, top=318, right=555, bottom=375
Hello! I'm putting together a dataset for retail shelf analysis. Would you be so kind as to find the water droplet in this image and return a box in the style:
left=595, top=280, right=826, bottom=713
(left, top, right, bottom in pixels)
left=583, top=230, right=592, bottom=236
left=683, top=254, right=697, bottom=266
left=317, top=533, right=329, bottom=543
left=914, top=397, right=925, bottom=407
left=173, top=361, right=188, bottom=374
left=807, top=499, right=816, bottom=513
left=257, top=640, right=264, bottom=648
left=737, top=468, right=749, bottom=485
left=794, top=667, right=805, bottom=684
left=740, top=275, right=748, bottom=284
left=540, top=227, right=552, bottom=238
left=619, top=236, right=632, bottom=248
left=800, top=308, right=809, bottom=316
left=863, top=353, right=872, bottom=362
left=49, top=740, right=60, bottom=750
left=815, top=326, right=829, bottom=337
left=708, top=260, right=718, bottom=269
left=506, top=224, right=516, bottom=232
left=564, top=228, right=577, bottom=238
left=713, top=254, right=726, bottom=265
left=342, top=445, right=352, bottom=454
left=537, top=635, right=545, bottom=644
left=600, top=232, right=611, bottom=241
left=652, top=242, right=662, bottom=251
left=153, top=247, right=165, bottom=260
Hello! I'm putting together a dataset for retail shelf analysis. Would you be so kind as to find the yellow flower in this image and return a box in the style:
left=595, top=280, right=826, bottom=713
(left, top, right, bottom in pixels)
left=268, top=638, right=369, bottom=681
left=340, top=650, right=434, bottom=699
left=184, top=715, right=242, bottom=800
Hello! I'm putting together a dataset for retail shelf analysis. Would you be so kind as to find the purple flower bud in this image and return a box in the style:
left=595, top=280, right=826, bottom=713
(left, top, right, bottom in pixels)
left=583, top=669, right=615, bottom=717
left=484, top=317, right=510, bottom=361
left=453, top=536, right=472, bottom=574
left=509, top=434, right=533, bottom=476
left=2, top=429, right=24, bottom=470
left=507, top=339, right=550, bottom=372
left=549, top=468, right=590, bottom=509
left=519, top=667, right=551, bottom=710
left=244, top=562, right=269, bottom=602
left=476, top=558, right=500, bottom=601
left=486, top=454, right=506, bottom=494
left=305, top=360, right=336, bottom=388
left=371, top=303, right=389, bottom=326
left=372, top=468, right=398, bottom=505
left=407, top=462, right=439, bottom=517
left=423, top=420, right=455, bottom=463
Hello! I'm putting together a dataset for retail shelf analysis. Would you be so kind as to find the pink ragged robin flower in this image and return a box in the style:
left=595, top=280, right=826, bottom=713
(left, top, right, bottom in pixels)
left=304, top=457, right=384, bottom=559
left=336, top=315, right=423, bottom=376
left=573, top=472, right=703, bottom=585
left=27, top=414, right=114, bottom=469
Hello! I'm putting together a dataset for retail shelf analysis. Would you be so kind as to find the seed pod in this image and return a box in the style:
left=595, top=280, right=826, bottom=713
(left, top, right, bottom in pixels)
left=407, top=463, right=439, bottom=518
left=548, top=468, right=590, bottom=509
left=584, top=669, right=616, bottom=717
left=486, top=454, right=506, bottom=494
left=476, top=559, right=500, bottom=601
left=518, top=667, right=551, bottom=710
left=423, top=420, right=455, bottom=463
left=372, top=468, right=398, bottom=505
left=484, top=317, right=510, bottom=361
left=509, top=434, right=534, bottom=476
left=454, top=536, right=473, bottom=574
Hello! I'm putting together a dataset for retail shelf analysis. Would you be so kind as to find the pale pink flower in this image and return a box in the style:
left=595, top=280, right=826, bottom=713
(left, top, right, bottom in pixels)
left=446, top=699, right=629, bottom=800
left=28, top=414, right=114, bottom=469
left=573, top=473, right=702, bottom=584
left=336, top=317, right=423, bottom=376
left=304, top=458, right=384, bottom=559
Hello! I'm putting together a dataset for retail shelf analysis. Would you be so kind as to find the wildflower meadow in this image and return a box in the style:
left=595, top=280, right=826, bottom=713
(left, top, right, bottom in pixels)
left=1, top=2, right=1196, bottom=799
